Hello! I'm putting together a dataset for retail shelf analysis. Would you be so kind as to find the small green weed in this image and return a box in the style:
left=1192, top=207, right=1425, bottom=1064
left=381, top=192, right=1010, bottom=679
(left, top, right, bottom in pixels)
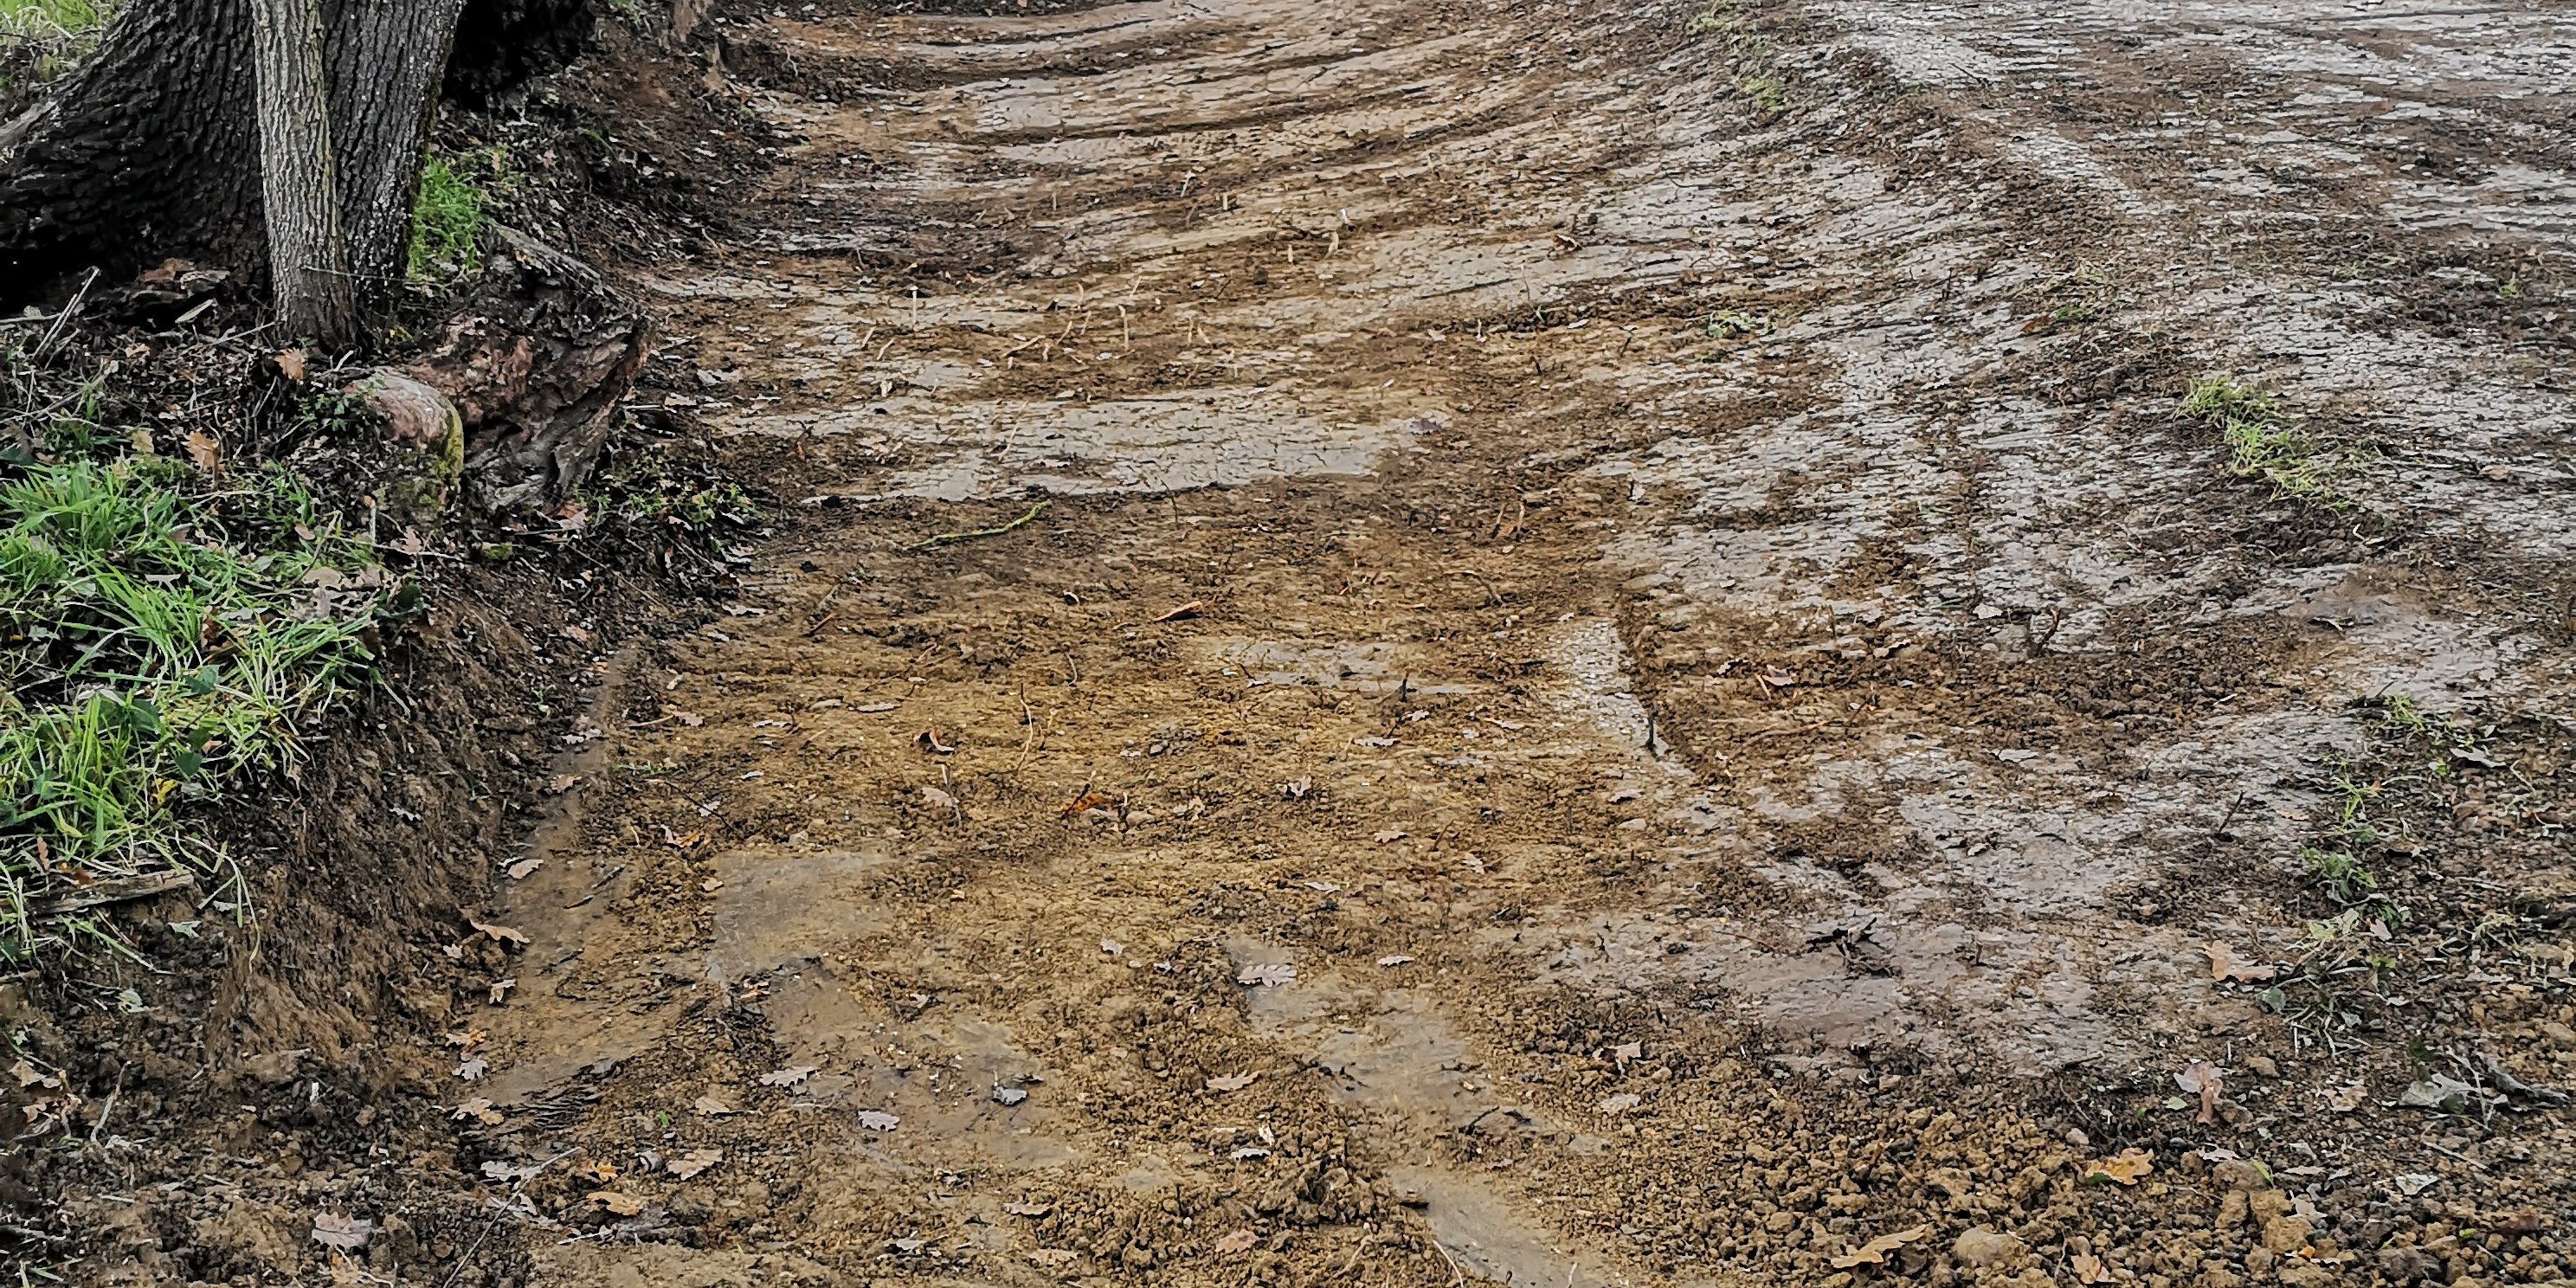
left=2300, top=844, right=2379, bottom=906
left=408, top=154, right=495, bottom=282
left=2290, top=769, right=2410, bottom=928
left=1739, top=74, right=1785, bottom=112
left=586, top=444, right=764, bottom=561
left=637, top=480, right=763, bottom=554
left=0, top=448, right=396, bottom=956
left=1686, top=0, right=1734, bottom=34
left=2379, top=693, right=2437, bottom=739
left=2377, top=694, right=2485, bottom=776
left=1704, top=309, right=1765, bottom=339
left=2180, top=376, right=2346, bottom=503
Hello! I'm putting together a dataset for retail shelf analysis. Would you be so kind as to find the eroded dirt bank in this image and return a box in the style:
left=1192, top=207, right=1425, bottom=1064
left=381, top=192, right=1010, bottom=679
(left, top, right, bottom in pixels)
left=452, top=1, right=2570, bottom=1285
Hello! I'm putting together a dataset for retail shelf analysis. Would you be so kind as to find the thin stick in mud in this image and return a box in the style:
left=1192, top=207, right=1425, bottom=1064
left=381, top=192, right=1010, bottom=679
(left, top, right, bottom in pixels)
left=908, top=499, right=1050, bottom=552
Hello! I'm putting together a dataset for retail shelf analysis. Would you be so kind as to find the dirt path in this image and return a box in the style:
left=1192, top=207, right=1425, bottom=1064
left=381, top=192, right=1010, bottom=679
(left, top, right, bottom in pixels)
left=460, top=2, right=2574, bottom=1284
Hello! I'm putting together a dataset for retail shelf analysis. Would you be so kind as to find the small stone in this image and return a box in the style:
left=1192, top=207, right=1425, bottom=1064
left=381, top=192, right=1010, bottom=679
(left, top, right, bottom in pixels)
left=2277, top=1263, right=2332, bottom=1288
left=360, top=370, right=465, bottom=456
left=2243, top=1053, right=2279, bottom=1078
left=1952, top=1226, right=2027, bottom=1269
left=2260, top=1215, right=2314, bottom=1253
left=2378, top=1246, right=2443, bottom=1285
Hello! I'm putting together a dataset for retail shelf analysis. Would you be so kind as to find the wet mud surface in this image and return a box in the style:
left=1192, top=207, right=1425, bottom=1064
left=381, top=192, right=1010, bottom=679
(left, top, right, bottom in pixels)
left=456, top=1, right=2573, bottom=1285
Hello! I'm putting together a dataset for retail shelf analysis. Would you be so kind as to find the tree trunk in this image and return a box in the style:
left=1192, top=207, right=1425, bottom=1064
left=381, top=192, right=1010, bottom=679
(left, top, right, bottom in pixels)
left=326, top=0, right=469, bottom=298
left=248, top=0, right=358, bottom=345
left=0, top=0, right=469, bottom=315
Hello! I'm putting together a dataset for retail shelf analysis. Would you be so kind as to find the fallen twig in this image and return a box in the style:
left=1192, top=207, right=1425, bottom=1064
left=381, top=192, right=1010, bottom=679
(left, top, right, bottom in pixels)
left=34, top=869, right=198, bottom=917
left=32, top=267, right=100, bottom=361
left=909, top=499, right=1049, bottom=552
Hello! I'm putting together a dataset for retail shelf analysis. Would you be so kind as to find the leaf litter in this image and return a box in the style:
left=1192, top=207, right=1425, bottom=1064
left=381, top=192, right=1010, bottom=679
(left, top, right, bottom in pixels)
left=1829, top=1224, right=1929, bottom=1269
left=311, top=1214, right=373, bottom=1250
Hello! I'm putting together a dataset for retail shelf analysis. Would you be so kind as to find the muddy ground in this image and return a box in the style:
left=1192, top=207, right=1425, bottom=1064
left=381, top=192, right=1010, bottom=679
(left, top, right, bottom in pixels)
left=32, top=0, right=2576, bottom=1284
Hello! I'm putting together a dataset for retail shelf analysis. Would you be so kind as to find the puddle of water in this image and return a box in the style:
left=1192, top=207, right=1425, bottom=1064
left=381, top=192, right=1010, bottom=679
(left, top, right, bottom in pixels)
left=708, top=846, right=897, bottom=982
left=1386, top=1165, right=1616, bottom=1287
left=1223, top=940, right=1636, bottom=1284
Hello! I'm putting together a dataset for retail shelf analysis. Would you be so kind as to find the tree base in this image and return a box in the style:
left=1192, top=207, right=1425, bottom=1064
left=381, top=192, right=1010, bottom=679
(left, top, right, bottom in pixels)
left=404, top=225, right=646, bottom=517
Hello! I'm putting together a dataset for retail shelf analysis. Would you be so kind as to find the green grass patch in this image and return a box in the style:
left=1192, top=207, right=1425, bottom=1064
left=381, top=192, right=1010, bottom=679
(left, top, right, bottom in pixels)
left=2180, top=375, right=2345, bottom=502
left=408, top=154, right=492, bottom=282
left=0, top=440, right=400, bottom=956
left=0, top=0, right=106, bottom=31
left=0, top=0, right=109, bottom=104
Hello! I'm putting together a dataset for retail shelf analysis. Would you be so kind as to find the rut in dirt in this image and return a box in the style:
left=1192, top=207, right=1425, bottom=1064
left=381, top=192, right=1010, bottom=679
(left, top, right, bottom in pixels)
left=460, top=1, right=2576, bottom=1285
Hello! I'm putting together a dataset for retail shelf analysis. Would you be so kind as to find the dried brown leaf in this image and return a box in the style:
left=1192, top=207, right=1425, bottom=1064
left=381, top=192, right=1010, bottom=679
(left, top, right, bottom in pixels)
left=1829, top=1224, right=1930, bottom=1269
left=311, top=1213, right=373, bottom=1250
left=468, top=919, right=529, bottom=946
left=2204, top=941, right=2276, bottom=983
left=2084, top=1148, right=2155, bottom=1186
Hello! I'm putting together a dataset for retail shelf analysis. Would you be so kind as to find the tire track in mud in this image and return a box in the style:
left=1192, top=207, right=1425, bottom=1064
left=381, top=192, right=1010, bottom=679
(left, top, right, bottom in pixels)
left=462, top=1, right=2574, bottom=1284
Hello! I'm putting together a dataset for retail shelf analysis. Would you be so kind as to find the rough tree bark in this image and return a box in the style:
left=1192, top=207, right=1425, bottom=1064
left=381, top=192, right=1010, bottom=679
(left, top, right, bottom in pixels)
left=0, top=0, right=469, bottom=313
left=248, top=0, right=357, bottom=344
